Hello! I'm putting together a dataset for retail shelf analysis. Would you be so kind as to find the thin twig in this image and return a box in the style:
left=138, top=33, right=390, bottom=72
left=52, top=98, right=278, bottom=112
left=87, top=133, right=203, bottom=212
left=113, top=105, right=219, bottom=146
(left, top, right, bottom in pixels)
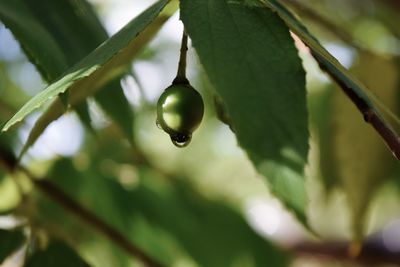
left=313, top=54, right=400, bottom=160
left=0, top=152, right=164, bottom=267
left=173, top=30, right=189, bottom=85
left=4, top=145, right=400, bottom=265
left=271, top=0, right=400, bottom=160
left=280, top=0, right=367, bottom=51
left=293, top=241, right=400, bottom=265
left=25, top=170, right=165, bottom=267
left=380, top=0, right=400, bottom=10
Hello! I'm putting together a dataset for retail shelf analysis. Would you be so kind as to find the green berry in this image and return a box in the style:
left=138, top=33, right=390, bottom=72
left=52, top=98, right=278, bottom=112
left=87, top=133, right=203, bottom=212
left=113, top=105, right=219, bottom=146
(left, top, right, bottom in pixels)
left=157, top=83, right=204, bottom=147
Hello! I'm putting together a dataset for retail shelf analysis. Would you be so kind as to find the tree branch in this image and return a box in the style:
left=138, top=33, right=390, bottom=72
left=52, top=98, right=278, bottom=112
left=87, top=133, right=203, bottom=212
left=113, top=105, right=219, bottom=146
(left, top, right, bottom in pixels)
left=293, top=241, right=400, bottom=265
left=280, top=0, right=368, bottom=51
left=29, top=177, right=164, bottom=267
left=0, top=153, right=164, bottom=267
left=379, top=0, right=400, bottom=10
left=3, top=142, right=400, bottom=265
left=313, top=54, right=400, bottom=160
left=273, top=0, right=400, bottom=160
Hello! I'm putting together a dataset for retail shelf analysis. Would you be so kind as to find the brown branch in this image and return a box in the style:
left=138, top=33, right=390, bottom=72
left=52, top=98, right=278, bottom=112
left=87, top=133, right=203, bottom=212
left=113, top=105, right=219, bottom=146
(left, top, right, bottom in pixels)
left=313, top=53, right=400, bottom=160
left=292, top=241, right=400, bottom=265
left=280, top=0, right=368, bottom=51
left=3, top=143, right=400, bottom=266
left=0, top=153, right=164, bottom=267
left=379, top=0, right=400, bottom=10
left=273, top=0, right=400, bottom=159
left=28, top=177, right=165, bottom=267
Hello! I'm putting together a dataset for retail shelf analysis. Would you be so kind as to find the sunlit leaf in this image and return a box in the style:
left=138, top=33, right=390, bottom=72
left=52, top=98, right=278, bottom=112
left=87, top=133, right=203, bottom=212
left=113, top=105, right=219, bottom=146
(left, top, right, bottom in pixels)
left=1, top=0, right=177, bottom=133
left=0, top=133, right=19, bottom=210
left=0, top=1, right=67, bottom=81
left=0, top=0, right=174, bottom=156
left=17, top=0, right=135, bottom=139
left=327, top=52, right=398, bottom=240
left=257, top=0, right=400, bottom=237
left=181, top=0, right=309, bottom=224
left=262, top=0, right=392, bottom=135
left=35, top=148, right=290, bottom=267
left=0, top=64, right=30, bottom=116
left=308, top=85, right=337, bottom=191
left=19, top=0, right=109, bottom=68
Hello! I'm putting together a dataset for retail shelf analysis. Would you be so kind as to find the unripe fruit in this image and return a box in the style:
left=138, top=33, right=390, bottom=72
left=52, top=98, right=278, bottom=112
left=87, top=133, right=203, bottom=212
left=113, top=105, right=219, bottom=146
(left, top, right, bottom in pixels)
left=157, top=83, right=204, bottom=147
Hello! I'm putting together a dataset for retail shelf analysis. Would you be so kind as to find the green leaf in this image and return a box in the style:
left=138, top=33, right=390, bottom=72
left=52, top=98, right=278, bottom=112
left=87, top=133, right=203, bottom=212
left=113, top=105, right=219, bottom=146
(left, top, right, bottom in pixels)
left=261, top=0, right=400, bottom=239
left=0, top=131, right=20, bottom=210
left=18, top=0, right=135, bottom=139
left=25, top=241, right=90, bottom=267
left=0, top=229, right=26, bottom=264
left=308, top=85, right=337, bottom=191
left=0, top=0, right=152, bottom=155
left=130, top=176, right=290, bottom=267
left=261, top=0, right=380, bottom=126
left=1, top=0, right=177, bottom=133
left=36, top=149, right=290, bottom=267
left=19, top=0, right=109, bottom=68
left=180, top=0, right=309, bottom=223
left=0, top=63, right=30, bottom=115
left=322, top=52, right=398, bottom=241
left=0, top=1, right=67, bottom=81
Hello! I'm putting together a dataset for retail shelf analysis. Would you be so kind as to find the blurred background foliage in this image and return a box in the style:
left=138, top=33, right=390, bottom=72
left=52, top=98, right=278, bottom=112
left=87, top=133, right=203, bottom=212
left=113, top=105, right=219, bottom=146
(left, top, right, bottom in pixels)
left=1, top=0, right=400, bottom=266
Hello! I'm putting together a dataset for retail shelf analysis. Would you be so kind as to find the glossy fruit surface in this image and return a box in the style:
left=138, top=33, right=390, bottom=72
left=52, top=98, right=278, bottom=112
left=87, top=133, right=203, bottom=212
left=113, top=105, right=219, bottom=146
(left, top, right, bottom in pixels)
left=157, top=83, right=204, bottom=147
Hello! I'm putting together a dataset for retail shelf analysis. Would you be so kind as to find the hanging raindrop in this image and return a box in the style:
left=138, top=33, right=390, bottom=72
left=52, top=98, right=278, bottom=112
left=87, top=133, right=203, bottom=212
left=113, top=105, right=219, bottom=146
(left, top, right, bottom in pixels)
left=155, top=28, right=203, bottom=148
left=170, top=133, right=192, bottom=148
left=156, top=119, right=162, bottom=130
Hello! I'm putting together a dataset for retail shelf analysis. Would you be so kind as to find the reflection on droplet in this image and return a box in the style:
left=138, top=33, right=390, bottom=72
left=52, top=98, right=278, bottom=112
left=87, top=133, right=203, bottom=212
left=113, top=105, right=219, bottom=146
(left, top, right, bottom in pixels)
left=156, top=119, right=162, bottom=130
left=170, top=133, right=191, bottom=148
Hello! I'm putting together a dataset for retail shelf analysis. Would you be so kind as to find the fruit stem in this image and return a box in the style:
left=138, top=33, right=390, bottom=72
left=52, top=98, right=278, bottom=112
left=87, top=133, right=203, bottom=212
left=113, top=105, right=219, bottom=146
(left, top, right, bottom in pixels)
left=173, top=29, right=189, bottom=85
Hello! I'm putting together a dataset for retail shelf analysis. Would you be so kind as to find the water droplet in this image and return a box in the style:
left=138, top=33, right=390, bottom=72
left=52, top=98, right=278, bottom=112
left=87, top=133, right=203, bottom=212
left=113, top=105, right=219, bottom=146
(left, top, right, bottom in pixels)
left=170, top=133, right=191, bottom=148
left=171, top=138, right=191, bottom=147
left=156, top=119, right=162, bottom=130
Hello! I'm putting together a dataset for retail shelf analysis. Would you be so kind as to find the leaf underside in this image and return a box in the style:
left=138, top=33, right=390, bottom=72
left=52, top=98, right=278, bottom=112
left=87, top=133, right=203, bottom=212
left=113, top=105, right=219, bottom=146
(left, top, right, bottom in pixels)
left=181, top=0, right=309, bottom=224
left=37, top=154, right=289, bottom=267
left=262, top=0, right=400, bottom=240
left=0, top=0, right=176, bottom=135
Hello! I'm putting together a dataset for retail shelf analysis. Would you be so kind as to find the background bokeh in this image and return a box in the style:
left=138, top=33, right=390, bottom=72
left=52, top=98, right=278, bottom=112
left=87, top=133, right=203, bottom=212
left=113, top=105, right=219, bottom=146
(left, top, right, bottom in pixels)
left=1, top=0, right=400, bottom=266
